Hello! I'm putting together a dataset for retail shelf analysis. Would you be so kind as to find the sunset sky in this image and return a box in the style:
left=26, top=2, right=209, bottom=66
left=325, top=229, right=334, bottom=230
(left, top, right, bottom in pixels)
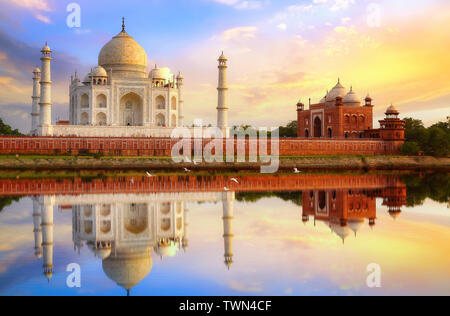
left=0, top=0, right=449, bottom=133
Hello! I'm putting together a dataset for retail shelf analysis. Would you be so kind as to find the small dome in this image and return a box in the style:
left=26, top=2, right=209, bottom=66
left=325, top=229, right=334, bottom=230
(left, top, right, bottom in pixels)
left=218, top=52, right=227, bottom=61
left=326, top=79, right=347, bottom=102
left=388, top=210, right=401, bottom=220
left=386, top=104, right=399, bottom=115
left=41, top=43, right=51, bottom=54
left=33, top=67, right=41, bottom=74
left=348, top=219, right=365, bottom=234
left=94, top=248, right=112, bottom=260
left=91, top=66, right=108, bottom=77
left=149, top=66, right=173, bottom=81
left=154, top=241, right=179, bottom=258
left=176, top=72, right=183, bottom=80
left=331, top=223, right=351, bottom=242
left=343, top=87, right=361, bottom=106
left=83, top=73, right=91, bottom=84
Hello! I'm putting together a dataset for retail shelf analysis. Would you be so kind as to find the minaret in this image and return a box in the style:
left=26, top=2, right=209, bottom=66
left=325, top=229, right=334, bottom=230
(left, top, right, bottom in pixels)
left=39, top=43, right=52, bottom=134
left=182, top=207, right=189, bottom=251
left=41, top=201, right=54, bottom=281
left=31, top=67, right=41, bottom=135
left=217, top=52, right=229, bottom=138
left=222, top=191, right=235, bottom=270
left=177, top=72, right=184, bottom=127
left=32, top=197, right=43, bottom=259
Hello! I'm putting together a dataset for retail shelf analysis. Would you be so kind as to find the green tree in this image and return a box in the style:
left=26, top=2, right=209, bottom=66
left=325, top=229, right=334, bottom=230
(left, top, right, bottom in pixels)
left=0, top=118, right=22, bottom=136
left=278, top=120, right=298, bottom=138
left=400, top=142, right=421, bottom=156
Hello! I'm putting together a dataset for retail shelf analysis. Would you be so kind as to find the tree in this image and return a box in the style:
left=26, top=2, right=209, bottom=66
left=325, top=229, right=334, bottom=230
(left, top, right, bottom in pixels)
left=401, top=117, right=450, bottom=157
left=278, top=120, right=298, bottom=138
left=400, top=142, right=421, bottom=156
left=0, top=118, right=22, bottom=136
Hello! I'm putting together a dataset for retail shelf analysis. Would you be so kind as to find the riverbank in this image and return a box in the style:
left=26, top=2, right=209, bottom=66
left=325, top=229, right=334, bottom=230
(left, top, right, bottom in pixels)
left=0, top=155, right=448, bottom=171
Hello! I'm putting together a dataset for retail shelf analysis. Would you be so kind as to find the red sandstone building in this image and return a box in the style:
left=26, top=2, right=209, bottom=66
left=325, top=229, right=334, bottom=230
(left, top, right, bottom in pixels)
left=297, top=79, right=405, bottom=141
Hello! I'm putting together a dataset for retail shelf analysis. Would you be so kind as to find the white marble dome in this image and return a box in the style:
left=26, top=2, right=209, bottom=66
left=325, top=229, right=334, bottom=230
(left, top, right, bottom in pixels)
left=343, top=87, right=361, bottom=106
left=326, top=80, right=347, bottom=102
left=91, top=65, right=108, bottom=77
left=98, top=28, right=148, bottom=78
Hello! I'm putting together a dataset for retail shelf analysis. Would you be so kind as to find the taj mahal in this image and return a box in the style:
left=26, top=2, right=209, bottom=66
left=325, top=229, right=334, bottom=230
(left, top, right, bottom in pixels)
left=30, top=19, right=230, bottom=138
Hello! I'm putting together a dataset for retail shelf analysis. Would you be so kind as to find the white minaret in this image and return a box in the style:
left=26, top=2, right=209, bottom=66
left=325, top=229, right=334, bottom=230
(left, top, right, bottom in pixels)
left=39, top=43, right=52, bottom=134
left=177, top=72, right=184, bottom=127
left=217, top=52, right=229, bottom=138
left=32, top=197, right=43, bottom=259
left=222, top=191, right=235, bottom=270
left=182, top=206, right=189, bottom=251
left=31, top=68, right=41, bottom=135
left=41, top=200, right=54, bottom=281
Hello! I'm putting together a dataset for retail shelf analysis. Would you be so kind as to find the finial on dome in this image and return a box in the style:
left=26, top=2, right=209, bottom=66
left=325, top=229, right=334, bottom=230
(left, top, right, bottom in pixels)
left=122, top=17, right=125, bottom=32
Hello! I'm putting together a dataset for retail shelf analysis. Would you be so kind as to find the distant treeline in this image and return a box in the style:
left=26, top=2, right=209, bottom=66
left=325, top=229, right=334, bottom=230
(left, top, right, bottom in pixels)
left=401, top=118, right=450, bottom=157
left=403, top=173, right=450, bottom=208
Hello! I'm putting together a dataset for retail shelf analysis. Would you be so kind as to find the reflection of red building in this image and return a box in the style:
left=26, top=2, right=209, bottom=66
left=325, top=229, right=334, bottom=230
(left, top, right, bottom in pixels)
left=302, top=189, right=377, bottom=242
left=301, top=183, right=407, bottom=242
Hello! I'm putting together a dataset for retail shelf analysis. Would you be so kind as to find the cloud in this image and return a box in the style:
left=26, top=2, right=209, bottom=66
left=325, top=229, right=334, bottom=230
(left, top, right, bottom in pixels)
left=211, top=0, right=263, bottom=10
left=0, top=0, right=53, bottom=23
left=221, top=26, right=258, bottom=41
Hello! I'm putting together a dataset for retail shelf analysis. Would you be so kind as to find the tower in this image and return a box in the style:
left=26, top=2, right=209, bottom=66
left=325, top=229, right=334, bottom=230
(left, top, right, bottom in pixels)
left=39, top=43, right=52, bottom=134
left=41, top=200, right=54, bottom=281
left=31, top=68, right=41, bottom=135
left=182, top=207, right=189, bottom=251
left=222, top=192, right=235, bottom=270
left=32, top=197, right=43, bottom=259
left=177, top=72, right=184, bottom=127
left=217, top=52, right=229, bottom=138
left=378, top=104, right=406, bottom=141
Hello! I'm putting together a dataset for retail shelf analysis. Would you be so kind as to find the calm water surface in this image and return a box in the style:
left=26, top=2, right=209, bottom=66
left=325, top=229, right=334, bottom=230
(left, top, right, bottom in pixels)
left=0, top=172, right=449, bottom=296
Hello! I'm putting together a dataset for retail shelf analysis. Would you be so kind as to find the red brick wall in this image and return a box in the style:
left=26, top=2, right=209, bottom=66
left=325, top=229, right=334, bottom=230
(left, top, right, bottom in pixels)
left=0, top=174, right=405, bottom=197
left=0, top=136, right=403, bottom=156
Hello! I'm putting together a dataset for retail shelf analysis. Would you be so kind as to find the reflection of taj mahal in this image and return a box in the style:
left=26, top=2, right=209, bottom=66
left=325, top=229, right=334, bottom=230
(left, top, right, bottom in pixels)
left=31, top=192, right=235, bottom=295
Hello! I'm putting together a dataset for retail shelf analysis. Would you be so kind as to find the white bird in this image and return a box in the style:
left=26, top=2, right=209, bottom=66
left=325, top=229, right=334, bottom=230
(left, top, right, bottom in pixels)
left=184, top=168, right=191, bottom=173
left=230, top=178, right=239, bottom=184
left=146, top=172, right=153, bottom=177
left=184, top=156, right=192, bottom=163
left=130, top=178, right=135, bottom=184
left=294, top=168, right=302, bottom=174
left=193, top=160, right=199, bottom=165
left=224, top=187, right=230, bottom=191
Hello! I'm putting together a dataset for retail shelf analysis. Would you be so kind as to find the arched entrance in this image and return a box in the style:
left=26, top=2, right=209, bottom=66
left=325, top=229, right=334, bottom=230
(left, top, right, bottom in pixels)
left=314, top=117, right=322, bottom=138
left=120, top=93, right=143, bottom=126
left=328, top=128, right=332, bottom=138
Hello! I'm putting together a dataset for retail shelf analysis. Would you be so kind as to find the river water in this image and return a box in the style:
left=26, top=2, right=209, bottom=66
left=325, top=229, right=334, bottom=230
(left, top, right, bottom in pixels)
left=0, top=172, right=448, bottom=296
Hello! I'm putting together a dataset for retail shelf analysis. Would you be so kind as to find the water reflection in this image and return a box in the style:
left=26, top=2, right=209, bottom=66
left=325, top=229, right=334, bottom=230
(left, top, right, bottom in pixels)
left=0, top=173, right=448, bottom=295
left=30, top=189, right=236, bottom=295
left=301, top=185, right=407, bottom=242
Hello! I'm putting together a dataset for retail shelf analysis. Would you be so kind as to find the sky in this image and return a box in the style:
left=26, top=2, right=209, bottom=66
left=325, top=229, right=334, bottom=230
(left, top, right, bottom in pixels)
left=0, top=0, right=449, bottom=133
left=0, top=195, right=449, bottom=296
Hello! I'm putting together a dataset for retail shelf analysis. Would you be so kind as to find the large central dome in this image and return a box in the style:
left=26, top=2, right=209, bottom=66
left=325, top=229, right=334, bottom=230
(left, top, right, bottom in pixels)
left=98, top=25, right=148, bottom=79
